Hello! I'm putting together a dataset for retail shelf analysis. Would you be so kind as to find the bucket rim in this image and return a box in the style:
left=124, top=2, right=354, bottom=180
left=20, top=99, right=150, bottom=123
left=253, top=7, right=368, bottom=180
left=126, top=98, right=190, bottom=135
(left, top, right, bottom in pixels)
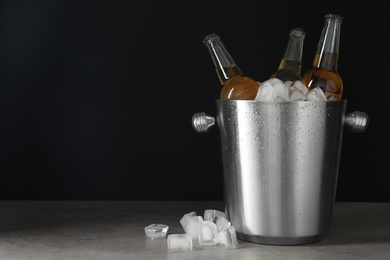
left=215, top=99, right=347, bottom=103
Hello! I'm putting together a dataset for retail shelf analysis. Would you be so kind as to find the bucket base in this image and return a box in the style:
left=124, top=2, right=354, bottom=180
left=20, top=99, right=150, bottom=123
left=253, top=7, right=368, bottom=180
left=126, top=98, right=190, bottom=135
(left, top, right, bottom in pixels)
left=237, top=232, right=325, bottom=246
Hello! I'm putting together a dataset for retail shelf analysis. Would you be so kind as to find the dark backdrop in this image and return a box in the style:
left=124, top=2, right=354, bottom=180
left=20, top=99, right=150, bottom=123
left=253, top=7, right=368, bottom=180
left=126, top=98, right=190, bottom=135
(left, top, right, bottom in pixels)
left=0, top=0, right=388, bottom=201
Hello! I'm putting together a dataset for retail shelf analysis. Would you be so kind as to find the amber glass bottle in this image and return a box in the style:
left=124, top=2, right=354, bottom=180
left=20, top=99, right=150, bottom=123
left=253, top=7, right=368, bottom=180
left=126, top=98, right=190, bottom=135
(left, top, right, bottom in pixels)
left=270, top=28, right=305, bottom=82
left=301, top=14, right=343, bottom=100
left=203, top=34, right=259, bottom=100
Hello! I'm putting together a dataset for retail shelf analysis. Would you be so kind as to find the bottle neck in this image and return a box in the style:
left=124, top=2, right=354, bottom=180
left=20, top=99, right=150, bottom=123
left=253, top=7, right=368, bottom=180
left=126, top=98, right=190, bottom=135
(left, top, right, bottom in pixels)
left=204, top=34, right=243, bottom=84
left=313, top=14, right=342, bottom=71
left=279, top=28, right=305, bottom=74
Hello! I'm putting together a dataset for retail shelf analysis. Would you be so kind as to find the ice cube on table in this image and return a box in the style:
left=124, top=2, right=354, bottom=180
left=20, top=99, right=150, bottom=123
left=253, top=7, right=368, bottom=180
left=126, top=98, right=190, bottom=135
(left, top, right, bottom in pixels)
left=167, top=234, right=193, bottom=251
left=215, top=216, right=231, bottom=232
left=254, top=82, right=275, bottom=101
left=187, top=216, right=203, bottom=240
left=144, top=224, right=169, bottom=239
left=180, top=212, right=196, bottom=233
left=306, top=87, right=327, bottom=101
left=198, top=221, right=218, bottom=245
left=291, top=80, right=308, bottom=95
left=217, top=226, right=238, bottom=247
left=204, top=209, right=226, bottom=222
left=180, top=213, right=203, bottom=240
left=272, top=80, right=289, bottom=101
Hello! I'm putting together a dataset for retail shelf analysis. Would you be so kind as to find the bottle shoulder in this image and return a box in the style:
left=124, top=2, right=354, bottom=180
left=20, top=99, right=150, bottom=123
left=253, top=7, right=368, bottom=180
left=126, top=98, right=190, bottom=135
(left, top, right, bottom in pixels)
left=302, top=68, right=342, bottom=84
left=222, top=75, right=258, bottom=86
left=301, top=68, right=343, bottom=99
left=220, top=76, right=259, bottom=100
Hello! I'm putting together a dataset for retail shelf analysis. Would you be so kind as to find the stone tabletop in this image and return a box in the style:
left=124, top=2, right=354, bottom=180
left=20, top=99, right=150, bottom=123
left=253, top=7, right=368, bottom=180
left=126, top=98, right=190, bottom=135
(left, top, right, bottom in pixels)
left=0, top=201, right=389, bottom=259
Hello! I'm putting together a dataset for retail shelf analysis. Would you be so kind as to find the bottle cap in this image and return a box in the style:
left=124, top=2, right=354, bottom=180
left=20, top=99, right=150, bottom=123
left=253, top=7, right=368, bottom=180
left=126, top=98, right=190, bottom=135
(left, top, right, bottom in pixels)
left=203, top=34, right=220, bottom=44
left=325, top=14, right=343, bottom=20
left=290, top=28, right=305, bottom=39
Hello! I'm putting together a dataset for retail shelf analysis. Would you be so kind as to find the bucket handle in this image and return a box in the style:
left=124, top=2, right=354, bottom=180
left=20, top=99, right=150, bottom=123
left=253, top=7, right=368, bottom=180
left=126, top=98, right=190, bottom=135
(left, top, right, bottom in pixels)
left=345, top=111, right=369, bottom=133
left=192, top=111, right=369, bottom=133
left=192, top=112, right=215, bottom=133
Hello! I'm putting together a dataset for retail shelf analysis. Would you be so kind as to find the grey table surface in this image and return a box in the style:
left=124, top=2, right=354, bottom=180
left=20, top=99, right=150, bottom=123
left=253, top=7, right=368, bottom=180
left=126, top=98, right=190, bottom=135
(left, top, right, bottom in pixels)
left=0, top=201, right=389, bottom=260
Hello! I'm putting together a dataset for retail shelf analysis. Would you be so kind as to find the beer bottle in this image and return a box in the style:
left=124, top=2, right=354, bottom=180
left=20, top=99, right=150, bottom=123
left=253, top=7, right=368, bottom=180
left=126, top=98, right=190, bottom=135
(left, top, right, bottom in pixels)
left=270, top=28, right=305, bottom=82
left=301, top=14, right=343, bottom=100
left=203, top=34, right=259, bottom=100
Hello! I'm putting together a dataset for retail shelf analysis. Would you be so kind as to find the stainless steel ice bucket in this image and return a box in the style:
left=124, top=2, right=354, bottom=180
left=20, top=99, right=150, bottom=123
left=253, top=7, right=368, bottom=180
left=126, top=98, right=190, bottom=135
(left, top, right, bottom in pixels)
left=192, top=100, right=368, bottom=245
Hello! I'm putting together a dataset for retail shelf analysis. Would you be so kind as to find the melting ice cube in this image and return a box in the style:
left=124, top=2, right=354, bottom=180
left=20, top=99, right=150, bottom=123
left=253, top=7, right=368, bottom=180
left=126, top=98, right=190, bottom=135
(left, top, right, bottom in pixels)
left=198, top=221, right=218, bottom=245
left=306, top=87, right=327, bottom=101
left=254, top=82, right=275, bottom=101
left=284, top=81, right=293, bottom=88
left=180, top=212, right=196, bottom=233
left=255, top=79, right=290, bottom=101
left=217, top=226, right=238, bottom=247
left=167, top=234, right=193, bottom=251
left=272, top=80, right=289, bottom=101
left=144, top=224, right=169, bottom=239
left=215, top=216, right=231, bottom=232
left=266, top=78, right=284, bottom=86
left=274, top=96, right=288, bottom=102
left=291, top=80, right=308, bottom=95
left=204, top=209, right=226, bottom=222
left=180, top=212, right=203, bottom=240
left=327, top=95, right=338, bottom=101
left=289, top=86, right=306, bottom=101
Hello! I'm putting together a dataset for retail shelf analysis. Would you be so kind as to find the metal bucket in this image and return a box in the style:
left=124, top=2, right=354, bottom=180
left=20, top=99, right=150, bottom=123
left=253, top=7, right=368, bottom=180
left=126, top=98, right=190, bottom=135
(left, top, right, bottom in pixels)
left=192, top=100, right=368, bottom=245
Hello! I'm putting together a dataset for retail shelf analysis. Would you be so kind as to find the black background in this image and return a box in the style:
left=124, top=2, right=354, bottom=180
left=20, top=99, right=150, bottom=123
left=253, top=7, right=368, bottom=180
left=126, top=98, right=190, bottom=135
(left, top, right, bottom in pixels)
left=0, top=0, right=388, bottom=201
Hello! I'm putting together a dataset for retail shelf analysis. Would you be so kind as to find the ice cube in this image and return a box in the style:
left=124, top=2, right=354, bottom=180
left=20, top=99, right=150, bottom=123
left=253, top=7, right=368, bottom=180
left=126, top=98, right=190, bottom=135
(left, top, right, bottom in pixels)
left=272, top=81, right=289, bottom=101
left=198, top=221, right=218, bottom=245
left=144, top=224, right=169, bottom=239
left=215, top=216, right=231, bottom=232
left=204, top=209, right=226, bottom=222
left=185, top=216, right=203, bottom=240
left=274, top=96, right=288, bottom=102
left=291, top=80, right=308, bottom=95
left=180, top=212, right=196, bottom=233
left=306, top=87, right=327, bottom=101
left=284, top=81, right=293, bottom=88
left=327, top=95, right=338, bottom=101
left=167, top=234, right=193, bottom=251
left=217, top=226, right=238, bottom=247
left=289, top=86, right=306, bottom=101
left=265, top=78, right=284, bottom=86
left=254, top=82, right=275, bottom=101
